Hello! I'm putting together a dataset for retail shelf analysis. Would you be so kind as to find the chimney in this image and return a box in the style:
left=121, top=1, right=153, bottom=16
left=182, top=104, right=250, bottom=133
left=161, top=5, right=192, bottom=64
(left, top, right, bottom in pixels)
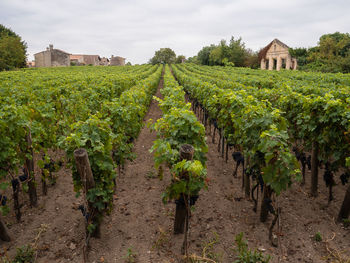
left=49, top=44, right=53, bottom=51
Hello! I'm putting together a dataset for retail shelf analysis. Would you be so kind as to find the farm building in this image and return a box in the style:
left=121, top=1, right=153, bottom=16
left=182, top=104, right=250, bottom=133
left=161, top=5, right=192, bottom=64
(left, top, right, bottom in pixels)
left=26, top=60, right=35, bottom=67
left=70, top=54, right=101, bottom=66
left=259, top=39, right=297, bottom=70
left=99, top=57, right=110, bottom=66
left=34, top=44, right=70, bottom=67
left=110, top=55, right=126, bottom=66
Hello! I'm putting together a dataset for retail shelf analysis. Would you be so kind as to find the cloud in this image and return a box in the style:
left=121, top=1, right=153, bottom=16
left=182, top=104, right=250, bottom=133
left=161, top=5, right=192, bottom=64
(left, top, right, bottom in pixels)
left=0, top=0, right=349, bottom=64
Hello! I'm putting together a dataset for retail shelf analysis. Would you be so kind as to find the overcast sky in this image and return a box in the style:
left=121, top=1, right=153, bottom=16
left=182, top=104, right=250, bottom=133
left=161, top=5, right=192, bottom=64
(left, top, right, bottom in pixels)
left=1, top=0, right=349, bottom=64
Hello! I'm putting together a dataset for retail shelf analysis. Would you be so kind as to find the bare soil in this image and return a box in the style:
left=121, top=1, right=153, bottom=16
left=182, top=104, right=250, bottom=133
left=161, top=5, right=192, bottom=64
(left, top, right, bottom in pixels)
left=1, top=76, right=349, bottom=263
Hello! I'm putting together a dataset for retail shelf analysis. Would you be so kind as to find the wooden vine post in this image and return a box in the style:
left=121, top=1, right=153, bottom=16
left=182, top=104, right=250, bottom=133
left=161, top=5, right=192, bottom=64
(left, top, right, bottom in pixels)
left=74, top=148, right=97, bottom=262
left=337, top=184, right=350, bottom=222
left=41, top=170, right=48, bottom=196
left=260, top=185, right=273, bottom=222
left=26, top=129, right=37, bottom=207
left=12, top=179, right=21, bottom=221
left=174, top=144, right=194, bottom=235
left=243, top=155, right=250, bottom=198
left=41, top=155, right=48, bottom=196
left=301, top=160, right=306, bottom=185
left=244, top=171, right=250, bottom=199
left=310, top=141, right=319, bottom=197
left=0, top=215, right=11, bottom=242
left=221, top=135, right=225, bottom=158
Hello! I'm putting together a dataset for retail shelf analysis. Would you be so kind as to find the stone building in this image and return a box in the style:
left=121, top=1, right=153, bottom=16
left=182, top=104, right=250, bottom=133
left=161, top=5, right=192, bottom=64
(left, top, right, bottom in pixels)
left=99, top=57, right=110, bottom=66
left=26, top=61, right=35, bottom=67
left=259, top=39, right=297, bottom=70
left=69, top=54, right=84, bottom=65
left=34, top=44, right=70, bottom=67
left=110, top=55, right=126, bottom=66
left=70, top=54, right=101, bottom=66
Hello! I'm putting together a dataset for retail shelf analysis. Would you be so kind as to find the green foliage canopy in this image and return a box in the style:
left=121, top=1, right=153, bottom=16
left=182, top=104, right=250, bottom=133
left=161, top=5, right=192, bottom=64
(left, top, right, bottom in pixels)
left=149, top=48, right=176, bottom=64
left=290, top=32, right=350, bottom=73
left=175, top=55, right=186, bottom=64
left=0, top=24, right=27, bottom=71
left=196, top=37, right=258, bottom=68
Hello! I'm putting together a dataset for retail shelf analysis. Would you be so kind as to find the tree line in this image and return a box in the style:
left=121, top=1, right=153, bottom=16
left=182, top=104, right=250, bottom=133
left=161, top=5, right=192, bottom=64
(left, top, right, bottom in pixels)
left=149, top=38, right=259, bottom=68
left=1, top=23, right=349, bottom=74
left=188, top=37, right=259, bottom=68
left=0, top=24, right=27, bottom=71
left=289, top=32, right=350, bottom=73
left=150, top=32, right=350, bottom=73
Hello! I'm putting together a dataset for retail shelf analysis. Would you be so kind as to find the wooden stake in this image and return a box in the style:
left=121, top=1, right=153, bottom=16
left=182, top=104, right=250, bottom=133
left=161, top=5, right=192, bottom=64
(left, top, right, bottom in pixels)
left=217, top=129, right=221, bottom=153
left=301, top=161, right=306, bottom=185
left=220, top=135, right=224, bottom=158
left=260, top=185, right=272, bottom=222
left=26, top=129, right=37, bottom=207
left=244, top=172, right=250, bottom=199
left=0, top=215, right=11, bottom=242
left=337, top=184, right=350, bottom=222
left=182, top=194, right=190, bottom=256
left=74, top=148, right=95, bottom=191
left=42, top=171, right=47, bottom=196
left=12, top=179, right=21, bottom=222
left=174, top=144, right=194, bottom=235
left=73, top=148, right=97, bottom=262
left=310, top=141, right=319, bottom=197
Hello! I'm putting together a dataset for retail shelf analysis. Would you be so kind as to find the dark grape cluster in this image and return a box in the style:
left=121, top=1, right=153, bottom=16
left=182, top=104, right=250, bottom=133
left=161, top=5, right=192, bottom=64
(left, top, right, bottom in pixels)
left=78, top=205, right=89, bottom=221
left=11, top=167, right=29, bottom=191
left=0, top=194, right=7, bottom=206
left=292, top=147, right=311, bottom=169
left=175, top=195, right=199, bottom=206
left=264, top=198, right=275, bottom=215
left=323, top=163, right=335, bottom=187
left=232, top=152, right=244, bottom=166
left=340, top=172, right=350, bottom=185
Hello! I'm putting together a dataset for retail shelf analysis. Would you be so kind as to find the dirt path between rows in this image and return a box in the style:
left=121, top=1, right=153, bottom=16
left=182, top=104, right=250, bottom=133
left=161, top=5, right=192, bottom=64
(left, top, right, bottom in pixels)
left=88, top=73, right=178, bottom=262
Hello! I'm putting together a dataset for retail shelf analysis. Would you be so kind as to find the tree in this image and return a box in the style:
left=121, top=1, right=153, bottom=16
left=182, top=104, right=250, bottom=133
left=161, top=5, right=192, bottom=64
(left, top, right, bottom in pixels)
left=244, top=49, right=259, bottom=69
left=289, top=47, right=309, bottom=67
left=149, top=48, right=176, bottom=64
left=0, top=24, right=27, bottom=71
left=208, top=39, right=231, bottom=66
left=209, top=45, right=224, bottom=65
left=187, top=56, right=199, bottom=64
left=227, top=37, right=247, bottom=67
left=197, top=45, right=216, bottom=65
left=301, top=32, right=350, bottom=73
left=197, top=37, right=251, bottom=67
left=175, top=55, right=186, bottom=64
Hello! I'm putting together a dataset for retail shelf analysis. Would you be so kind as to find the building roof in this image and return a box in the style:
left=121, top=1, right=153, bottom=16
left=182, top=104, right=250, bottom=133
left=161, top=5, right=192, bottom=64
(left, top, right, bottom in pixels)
left=34, top=48, right=70, bottom=56
left=258, top=38, right=289, bottom=61
left=272, top=38, right=289, bottom=49
left=111, top=56, right=126, bottom=60
left=55, top=49, right=70, bottom=55
left=70, top=54, right=100, bottom=58
left=70, top=54, right=84, bottom=60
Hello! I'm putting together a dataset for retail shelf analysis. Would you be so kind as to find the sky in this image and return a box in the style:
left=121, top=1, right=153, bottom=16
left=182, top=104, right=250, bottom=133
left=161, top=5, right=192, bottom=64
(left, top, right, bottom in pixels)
left=1, top=0, right=349, bottom=64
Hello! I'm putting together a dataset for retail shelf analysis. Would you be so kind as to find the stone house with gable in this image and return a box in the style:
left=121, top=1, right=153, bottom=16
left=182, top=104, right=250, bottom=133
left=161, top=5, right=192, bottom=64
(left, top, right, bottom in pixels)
left=259, top=39, right=297, bottom=70
left=110, top=55, right=126, bottom=66
left=34, top=44, right=70, bottom=67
